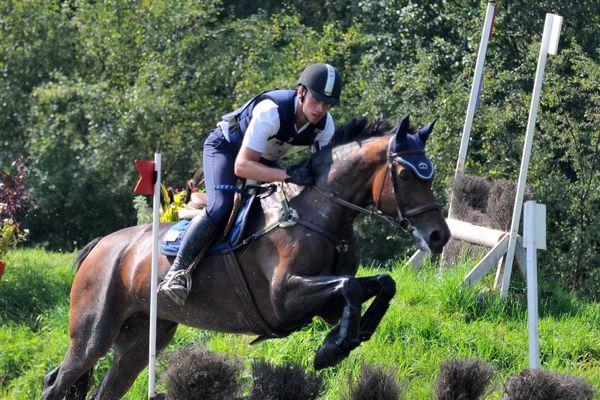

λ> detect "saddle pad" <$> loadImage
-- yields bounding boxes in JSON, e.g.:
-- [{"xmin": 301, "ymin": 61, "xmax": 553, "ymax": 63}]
[
  {"xmin": 161, "ymin": 195, "xmax": 257, "ymax": 256},
  {"xmin": 161, "ymin": 219, "xmax": 191, "ymax": 256}
]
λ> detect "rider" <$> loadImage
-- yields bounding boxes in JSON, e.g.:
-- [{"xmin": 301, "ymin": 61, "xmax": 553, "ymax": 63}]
[{"xmin": 158, "ymin": 62, "xmax": 343, "ymax": 305}]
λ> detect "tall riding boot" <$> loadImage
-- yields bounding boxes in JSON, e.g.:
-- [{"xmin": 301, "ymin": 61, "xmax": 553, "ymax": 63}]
[{"xmin": 157, "ymin": 209, "xmax": 217, "ymax": 305}]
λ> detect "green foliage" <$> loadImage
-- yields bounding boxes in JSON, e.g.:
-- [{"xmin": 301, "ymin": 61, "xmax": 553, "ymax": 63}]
[
  {"xmin": 0, "ymin": 218, "xmax": 28, "ymax": 260},
  {"xmin": 133, "ymin": 196, "xmax": 153, "ymax": 225},
  {"xmin": 0, "ymin": 249, "xmax": 74, "ymax": 324},
  {"xmin": 0, "ymin": 0, "xmax": 598, "ymax": 296},
  {"xmin": 1, "ymin": 250, "xmax": 598, "ymax": 398},
  {"xmin": 0, "ymin": 250, "xmax": 74, "ymax": 396}
]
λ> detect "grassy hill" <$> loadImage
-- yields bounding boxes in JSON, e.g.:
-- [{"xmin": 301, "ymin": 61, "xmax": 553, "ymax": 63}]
[{"xmin": 0, "ymin": 248, "xmax": 598, "ymax": 399}]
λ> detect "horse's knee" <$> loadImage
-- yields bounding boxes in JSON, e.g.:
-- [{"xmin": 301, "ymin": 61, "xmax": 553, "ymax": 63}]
[
  {"xmin": 376, "ymin": 274, "xmax": 396, "ymax": 299},
  {"xmin": 342, "ymin": 276, "xmax": 364, "ymax": 305}
]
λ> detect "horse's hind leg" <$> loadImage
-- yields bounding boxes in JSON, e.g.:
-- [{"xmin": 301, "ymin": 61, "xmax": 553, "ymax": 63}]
[
  {"xmin": 65, "ymin": 370, "xmax": 93, "ymax": 400},
  {"xmin": 92, "ymin": 313, "xmax": 177, "ymax": 399},
  {"xmin": 42, "ymin": 284, "xmax": 126, "ymax": 399},
  {"xmin": 42, "ymin": 336, "xmax": 113, "ymax": 400}
]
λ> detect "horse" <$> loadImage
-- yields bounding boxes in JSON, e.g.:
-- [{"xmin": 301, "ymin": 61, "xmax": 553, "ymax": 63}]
[{"xmin": 42, "ymin": 114, "xmax": 451, "ymax": 399}]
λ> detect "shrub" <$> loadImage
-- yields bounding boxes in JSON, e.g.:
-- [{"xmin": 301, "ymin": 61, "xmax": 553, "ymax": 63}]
[
  {"xmin": 160, "ymin": 345, "xmax": 243, "ymax": 400},
  {"xmin": 502, "ymin": 368, "xmax": 596, "ymax": 400},
  {"xmin": 250, "ymin": 360, "xmax": 324, "ymax": 400},
  {"xmin": 345, "ymin": 363, "xmax": 404, "ymax": 400},
  {"xmin": 435, "ymin": 358, "xmax": 494, "ymax": 400}
]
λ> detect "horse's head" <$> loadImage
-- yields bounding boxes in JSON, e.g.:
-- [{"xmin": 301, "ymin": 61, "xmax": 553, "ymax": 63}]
[{"xmin": 371, "ymin": 115, "xmax": 450, "ymax": 253}]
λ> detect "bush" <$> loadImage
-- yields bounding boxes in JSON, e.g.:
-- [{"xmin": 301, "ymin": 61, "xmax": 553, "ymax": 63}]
[
  {"xmin": 161, "ymin": 345, "xmax": 243, "ymax": 400},
  {"xmin": 345, "ymin": 363, "xmax": 404, "ymax": 400},
  {"xmin": 250, "ymin": 360, "xmax": 324, "ymax": 400},
  {"xmin": 435, "ymin": 358, "xmax": 494, "ymax": 400},
  {"xmin": 502, "ymin": 368, "xmax": 596, "ymax": 400}
]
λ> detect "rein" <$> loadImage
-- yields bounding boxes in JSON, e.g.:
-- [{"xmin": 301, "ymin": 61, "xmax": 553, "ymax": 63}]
[
  {"xmin": 311, "ymin": 185, "xmax": 403, "ymax": 229},
  {"xmin": 312, "ymin": 137, "xmax": 441, "ymax": 232}
]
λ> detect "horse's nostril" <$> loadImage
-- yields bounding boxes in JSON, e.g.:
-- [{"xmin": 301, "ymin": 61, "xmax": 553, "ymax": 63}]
[
  {"xmin": 430, "ymin": 230, "xmax": 442, "ymax": 244},
  {"xmin": 429, "ymin": 229, "xmax": 450, "ymax": 252}
]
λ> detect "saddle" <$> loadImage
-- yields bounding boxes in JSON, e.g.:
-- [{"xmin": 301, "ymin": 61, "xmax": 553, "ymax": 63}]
[{"xmin": 161, "ymin": 183, "xmax": 281, "ymax": 257}]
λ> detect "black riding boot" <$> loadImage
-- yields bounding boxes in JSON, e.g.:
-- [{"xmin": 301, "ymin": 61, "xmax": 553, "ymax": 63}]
[{"xmin": 157, "ymin": 209, "xmax": 217, "ymax": 305}]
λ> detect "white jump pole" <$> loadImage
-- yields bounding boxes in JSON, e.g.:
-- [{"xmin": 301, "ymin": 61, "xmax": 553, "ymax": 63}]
[
  {"xmin": 500, "ymin": 14, "xmax": 562, "ymax": 298},
  {"xmin": 148, "ymin": 151, "xmax": 161, "ymax": 398},
  {"xmin": 524, "ymin": 200, "xmax": 546, "ymax": 369},
  {"xmin": 448, "ymin": 2, "xmax": 496, "ymax": 217},
  {"xmin": 410, "ymin": 3, "xmax": 496, "ymax": 268}
]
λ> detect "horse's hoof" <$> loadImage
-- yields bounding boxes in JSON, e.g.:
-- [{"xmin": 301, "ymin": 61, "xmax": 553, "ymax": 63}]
[{"xmin": 313, "ymin": 340, "xmax": 357, "ymax": 370}]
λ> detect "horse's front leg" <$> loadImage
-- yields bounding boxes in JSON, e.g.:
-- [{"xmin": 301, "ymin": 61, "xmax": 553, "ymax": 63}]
[
  {"xmin": 312, "ymin": 274, "xmax": 396, "ymax": 369},
  {"xmin": 272, "ymin": 274, "xmax": 364, "ymax": 370},
  {"xmin": 356, "ymin": 274, "xmax": 396, "ymax": 342}
]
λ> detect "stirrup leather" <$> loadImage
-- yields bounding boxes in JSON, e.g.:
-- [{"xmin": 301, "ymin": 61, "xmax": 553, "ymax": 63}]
[{"xmin": 157, "ymin": 269, "xmax": 192, "ymax": 306}]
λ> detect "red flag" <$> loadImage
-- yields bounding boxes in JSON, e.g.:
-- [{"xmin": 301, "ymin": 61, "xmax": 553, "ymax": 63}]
[{"xmin": 134, "ymin": 160, "xmax": 156, "ymax": 195}]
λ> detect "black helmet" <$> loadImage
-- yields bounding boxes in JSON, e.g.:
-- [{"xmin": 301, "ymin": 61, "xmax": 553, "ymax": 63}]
[{"xmin": 298, "ymin": 63, "xmax": 343, "ymax": 106}]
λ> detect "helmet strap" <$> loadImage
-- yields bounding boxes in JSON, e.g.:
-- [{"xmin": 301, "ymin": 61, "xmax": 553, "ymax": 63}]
[
  {"xmin": 295, "ymin": 87, "xmax": 309, "ymax": 127},
  {"xmin": 300, "ymin": 86, "xmax": 307, "ymax": 103}
]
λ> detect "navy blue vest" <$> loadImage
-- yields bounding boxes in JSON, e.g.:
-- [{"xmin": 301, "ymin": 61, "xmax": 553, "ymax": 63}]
[{"xmin": 221, "ymin": 89, "xmax": 327, "ymax": 150}]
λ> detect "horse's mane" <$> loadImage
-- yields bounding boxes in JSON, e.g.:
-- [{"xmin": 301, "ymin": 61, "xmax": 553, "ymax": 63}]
[{"xmin": 330, "ymin": 117, "xmax": 396, "ymax": 148}]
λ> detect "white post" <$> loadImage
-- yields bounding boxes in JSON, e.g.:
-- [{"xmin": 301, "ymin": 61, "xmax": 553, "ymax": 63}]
[
  {"xmin": 524, "ymin": 201, "xmax": 546, "ymax": 369},
  {"xmin": 454, "ymin": 2, "xmax": 496, "ymax": 173},
  {"xmin": 500, "ymin": 14, "xmax": 562, "ymax": 298},
  {"xmin": 413, "ymin": 3, "xmax": 496, "ymax": 269},
  {"xmin": 448, "ymin": 2, "xmax": 496, "ymax": 217},
  {"xmin": 148, "ymin": 152, "xmax": 161, "ymax": 398}
]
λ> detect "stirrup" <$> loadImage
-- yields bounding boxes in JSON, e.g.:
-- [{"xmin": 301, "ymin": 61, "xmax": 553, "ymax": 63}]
[{"xmin": 157, "ymin": 270, "xmax": 191, "ymax": 306}]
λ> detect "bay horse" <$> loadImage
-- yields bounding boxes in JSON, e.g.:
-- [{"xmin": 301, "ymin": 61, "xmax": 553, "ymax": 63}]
[{"xmin": 42, "ymin": 115, "xmax": 450, "ymax": 399}]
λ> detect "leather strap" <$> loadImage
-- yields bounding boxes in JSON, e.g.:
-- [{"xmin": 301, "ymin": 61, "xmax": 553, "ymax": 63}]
[{"xmin": 223, "ymin": 252, "xmax": 282, "ymax": 338}]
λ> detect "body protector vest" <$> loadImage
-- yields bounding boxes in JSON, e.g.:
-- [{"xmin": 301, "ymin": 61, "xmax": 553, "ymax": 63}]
[{"xmin": 220, "ymin": 89, "xmax": 327, "ymax": 151}]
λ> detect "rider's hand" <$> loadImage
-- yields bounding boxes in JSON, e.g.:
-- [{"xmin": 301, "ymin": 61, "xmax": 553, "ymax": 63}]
[{"xmin": 285, "ymin": 161, "xmax": 314, "ymax": 186}]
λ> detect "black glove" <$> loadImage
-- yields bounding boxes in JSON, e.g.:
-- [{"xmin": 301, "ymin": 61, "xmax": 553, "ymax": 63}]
[{"xmin": 285, "ymin": 161, "xmax": 314, "ymax": 186}]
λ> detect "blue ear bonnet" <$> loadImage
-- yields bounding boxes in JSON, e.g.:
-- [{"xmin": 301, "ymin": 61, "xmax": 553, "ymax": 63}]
[{"xmin": 393, "ymin": 127, "xmax": 435, "ymax": 181}]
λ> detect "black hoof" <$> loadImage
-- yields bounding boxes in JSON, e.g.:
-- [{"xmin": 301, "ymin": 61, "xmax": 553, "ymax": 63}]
[{"xmin": 313, "ymin": 340, "xmax": 358, "ymax": 370}]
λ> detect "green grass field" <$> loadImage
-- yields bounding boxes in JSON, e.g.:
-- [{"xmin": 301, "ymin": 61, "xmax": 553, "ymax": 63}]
[{"xmin": 0, "ymin": 249, "xmax": 598, "ymax": 399}]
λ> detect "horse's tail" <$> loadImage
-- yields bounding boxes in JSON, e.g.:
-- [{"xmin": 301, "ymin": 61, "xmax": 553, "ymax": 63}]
[{"xmin": 75, "ymin": 237, "xmax": 102, "ymax": 271}]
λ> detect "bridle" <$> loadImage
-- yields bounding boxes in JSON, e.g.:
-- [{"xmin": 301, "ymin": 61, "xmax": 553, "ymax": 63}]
[{"xmin": 312, "ymin": 137, "xmax": 441, "ymax": 232}]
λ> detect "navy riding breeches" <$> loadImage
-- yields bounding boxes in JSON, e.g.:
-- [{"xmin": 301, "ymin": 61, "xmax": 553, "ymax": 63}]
[{"xmin": 203, "ymin": 128, "xmax": 238, "ymax": 227}]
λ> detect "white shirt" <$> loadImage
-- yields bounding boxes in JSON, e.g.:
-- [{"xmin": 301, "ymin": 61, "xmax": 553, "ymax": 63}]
[{"xmin": 239, "ymin": 99, "xmax": 335, "ymax": 161}]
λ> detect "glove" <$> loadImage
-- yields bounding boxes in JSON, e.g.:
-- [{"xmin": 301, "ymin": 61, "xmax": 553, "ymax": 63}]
[{"xmin": 285, "ymin": 161, "xmax": 314, "ymax": 186}]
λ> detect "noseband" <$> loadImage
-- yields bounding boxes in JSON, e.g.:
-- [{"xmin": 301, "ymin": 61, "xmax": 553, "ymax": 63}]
[{"xmin": 311, "ymin": 137, "xmax": 441, "ymax": 232}]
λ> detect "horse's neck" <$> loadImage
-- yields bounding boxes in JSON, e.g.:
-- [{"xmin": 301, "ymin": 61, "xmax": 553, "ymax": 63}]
[
  {"xmin": 320, "ymin": 139, "xmax": 385, "ymax": 205},
  {"xmin": 302, "ymin": 140, "xmax": 384, "ymax": 233}
]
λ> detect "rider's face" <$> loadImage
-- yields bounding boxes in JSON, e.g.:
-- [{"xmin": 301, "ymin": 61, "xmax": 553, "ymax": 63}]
[{"xmin": 297, "ymin": 87, "xmax": 332, "ymax": 125}]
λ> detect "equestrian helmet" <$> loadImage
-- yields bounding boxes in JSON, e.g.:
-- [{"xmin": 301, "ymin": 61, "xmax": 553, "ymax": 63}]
[{"xmin": 298, "ymin": 63, "xmax": 343, "ymax": 106}]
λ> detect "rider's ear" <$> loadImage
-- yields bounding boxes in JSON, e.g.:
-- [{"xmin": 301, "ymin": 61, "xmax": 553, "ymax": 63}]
[
  {"xmin": 394, "ymin": 114, "xmax": 410, "ymax": 146},
  {"xmin": 418, "ymin": 118, "xmax": 437, "ymax": 143}
]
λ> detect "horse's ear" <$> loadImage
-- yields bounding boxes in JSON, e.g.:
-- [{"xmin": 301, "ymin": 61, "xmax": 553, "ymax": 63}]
[
  {"xmin": 395, "ymin": 114, "xmax": 410, "ymax": 143},
  {"xmin": 418, "ymin": 118, "xmax": 437, "ymax": 143}
]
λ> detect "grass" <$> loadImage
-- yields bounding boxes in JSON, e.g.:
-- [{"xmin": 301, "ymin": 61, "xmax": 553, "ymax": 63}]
[{"xmin": 0, "ymin": 248, "xmax": 598, "ymax": 399}]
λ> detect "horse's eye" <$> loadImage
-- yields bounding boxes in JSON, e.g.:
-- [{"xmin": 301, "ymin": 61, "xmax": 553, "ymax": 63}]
[{"xmin": 399, "ymin": 169, "xmax": 412, "ymax": 181}]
